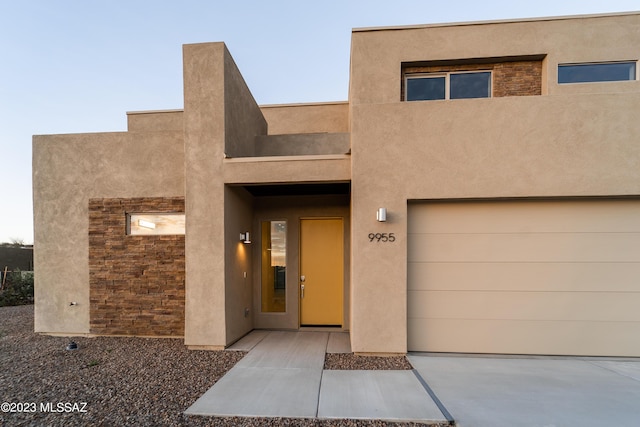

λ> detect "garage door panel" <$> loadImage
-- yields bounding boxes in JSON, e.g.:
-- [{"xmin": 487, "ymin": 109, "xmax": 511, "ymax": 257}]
[
  {"xmin": 409, "ymin": 233, "xmax": 640, "ymax": 263},
  {"xmin": 408, "ymin": 290, "xmax": 640, "ymax": 322},
  {"xmin": 407, "ymin": 200, "xmax": 640, "ymax": 356},
  {"xmin": 408, "ymin": 318, "xmax": 640, "ymax": 356},
  {"xmin": 408, "ymin": 200, "xmax": 640, "ymax": 234},
  {"xmin": 408, "ymin": 262, "xmax": 640, "ymax": 292}
]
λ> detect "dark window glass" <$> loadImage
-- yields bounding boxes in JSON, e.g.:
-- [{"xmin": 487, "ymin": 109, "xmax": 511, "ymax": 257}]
[
  {"xmin": 558, "ymin": 62, "xmax": 636, "ymax": 84},
  {"xmin": 406, "ymin": 76, "xmax": 446, "ymax": 101},
  {"xmin": 450, "ymin": 72, "xmax": 491, "ymax": 99}
]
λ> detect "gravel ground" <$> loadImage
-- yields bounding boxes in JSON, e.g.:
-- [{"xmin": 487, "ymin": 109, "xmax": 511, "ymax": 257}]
[
  {"xmin": 324, "ymin": 354, "xmax": 413, "ymax": 370},
  {"xmin": 0, "ymin": 305, "xmax": 448, "ymax": 427}
]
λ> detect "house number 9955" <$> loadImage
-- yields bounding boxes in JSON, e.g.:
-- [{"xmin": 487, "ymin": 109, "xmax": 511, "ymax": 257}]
[{"xmin": 368, "ymin": 233, "xmax": 396, "ymax": 242}]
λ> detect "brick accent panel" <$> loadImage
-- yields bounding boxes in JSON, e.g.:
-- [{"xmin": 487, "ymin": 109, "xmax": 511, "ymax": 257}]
[
  {"xmin": 89, "ymin": 197, "xmax": 185, "ymax": 336},
  {"xmin": 402, "ymin": 60, "xmax": 543, "ymax": 100}
]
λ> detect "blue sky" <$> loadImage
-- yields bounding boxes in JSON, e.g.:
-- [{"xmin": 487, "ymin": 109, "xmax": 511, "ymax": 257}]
[{"xmin": 1, "ymin": 1, "xmax": 638, "ymax": 244}]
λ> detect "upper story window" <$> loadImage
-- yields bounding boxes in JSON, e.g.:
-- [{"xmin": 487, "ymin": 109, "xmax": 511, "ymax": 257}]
[
  {"xmin": 558, "ymin": 61, "xmax": 637, "ymax": 84},
  {"xmin": 402, "ymin": 56, "xmax": 545, "ymax": 101},
  {"xmin": 406, "ymin": 71, "xmax": 491, "ymax": 101}
]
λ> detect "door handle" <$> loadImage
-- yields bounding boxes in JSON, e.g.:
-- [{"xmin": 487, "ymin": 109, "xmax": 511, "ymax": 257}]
[{"xmin": 301, "ymin": 284, "xmax": 305, "ymax": 299}]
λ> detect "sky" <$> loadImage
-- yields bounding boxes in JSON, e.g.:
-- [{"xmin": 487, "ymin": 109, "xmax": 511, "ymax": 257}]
[{"xmin": 1, "ymin": 1, "xmax": 638, "ymax": 244}]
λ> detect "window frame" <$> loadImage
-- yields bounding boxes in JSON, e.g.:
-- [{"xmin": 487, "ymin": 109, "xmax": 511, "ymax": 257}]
[
  {"xmin": 405, "ymin": 70, "xmax": 493, "ymax": 101},
  {"xmin": 557, "ymin": 60, "xmax": 638, "ymax": 84}
]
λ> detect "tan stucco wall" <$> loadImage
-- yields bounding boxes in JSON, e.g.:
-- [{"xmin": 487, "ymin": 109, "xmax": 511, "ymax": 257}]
[
  {"xmin": 350, "ymin": 13, "xmax": 640, "ymax": 105},
  {"xmin": 255, "ymin": 133, "xmax": 350, "ymax": 156},
  {"xmin": 223, "ymin": 52, "xmax": 268, "ymax": 158},
  {"xmin": 183, "ymin": 42, "xmax": 268, "ymax": 348},
  {"xmin": 261, "ymin": 102, "xmax": 349, "ymax": 135},
  {"xmin": 348, "ymin": 13, "xmax": 640, "ymax": 354},
  {"xmin": 224, "ymin": 186, "xmax": 254, "ymax": 344},
  {"xmin": 183, "ymin": 42, "xmax": 227, "ymax": 349},
  {"xmin": 33, "ymin": 131, "xmax": 184, "ymax": 334},
  {"xmin": 223, "ymin": 155, "xmax": 351, "ymax": 185},
  {"xmin": 127, "ymin": 110, "xmax": 184, "ymax": 132}
]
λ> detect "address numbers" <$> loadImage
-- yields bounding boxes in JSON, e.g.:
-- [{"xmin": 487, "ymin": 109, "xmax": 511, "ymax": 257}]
[{"xmin": 368, "ymin": 233, "xmax": 396, "ymax": 242}]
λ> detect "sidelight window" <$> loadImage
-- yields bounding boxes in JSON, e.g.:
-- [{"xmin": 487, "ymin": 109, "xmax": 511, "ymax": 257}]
[{"xmin": 261, "ymin": 220, "xmax": 287, "ymax": 313}]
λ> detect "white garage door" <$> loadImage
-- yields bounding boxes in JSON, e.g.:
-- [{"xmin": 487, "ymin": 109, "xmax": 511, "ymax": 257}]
[{"xmin": 407, "ymin": 199, "xmax": 640, "ymax": 356}]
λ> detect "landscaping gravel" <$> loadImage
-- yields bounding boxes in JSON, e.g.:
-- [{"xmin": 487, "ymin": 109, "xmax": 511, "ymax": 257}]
[
  {"xmin": 324, "ymin": 353, "xmax": 413, "ymax": 370},
  {"xmin": 0, "ymin": 305, "xmax": 447, "ymax": 426}
]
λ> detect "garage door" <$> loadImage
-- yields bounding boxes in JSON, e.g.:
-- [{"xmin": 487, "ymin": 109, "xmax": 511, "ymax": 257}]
[{"xmin": 407, "ymin": 199, "xmax": 640, "ymax": 356}]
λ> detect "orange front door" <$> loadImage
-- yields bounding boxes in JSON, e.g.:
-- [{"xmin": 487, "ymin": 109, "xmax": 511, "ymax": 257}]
[{"xmin": 299, "ymin": 219, "xmax": 343, "ymax": 326}]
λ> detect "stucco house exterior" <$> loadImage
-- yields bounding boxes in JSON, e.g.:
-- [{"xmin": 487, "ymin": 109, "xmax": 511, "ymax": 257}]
[{"xmin": 33, "ymin": 12, "xmax": 640, "ymax": 356}]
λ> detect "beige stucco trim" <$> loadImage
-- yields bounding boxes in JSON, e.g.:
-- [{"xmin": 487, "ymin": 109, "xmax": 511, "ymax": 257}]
[
  {"xmin": 353, "ymin": 11, "xmax": 640, "ymax": 33},
  {"xmin": 354, "ymin": 352, "xmax": 406, "ymax": 357},
  {"xmin": 223, "ymin": 156, "xmax": 351, "ymax": 185},
  {"xmin": 261, "ymin": 102, "xmax": 350, "ymax": 135},
  {"xmin": 224, "ymin": 154, "xmax": 349, "ymax": 163},
  {"xmin": 126, "ymin": 104, "xmax": 348, "ymax": 114},
  {"xmin": 187, "ymin": 345, "xmax": 226, "ymax": 351},
  {"xmin": 126, "ymin": 109, "xmax": 184, "ymax": 115},
  {"xmin": 126, "ymin": 110, "xmax": 184, "ymax": 132},
  {"xmin": 260, "ymin": 101, "xmax": 348, "ymax": 108},
  {"xmin": 38, "ymin": 332, "xmax": 92, "ymax": 338}
]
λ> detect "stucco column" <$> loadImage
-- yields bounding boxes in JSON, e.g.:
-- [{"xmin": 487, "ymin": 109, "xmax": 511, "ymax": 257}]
[
  {"xmin": 350, "ymin": 104, "xmax": 409, "ymax": 354},
  {"xmin": 350, "ymin": 183, "xmax": 409, "ymax": 354},
  {"xmin": 183, "ymin": 43, "xmax": 227, "ymax": 349}
]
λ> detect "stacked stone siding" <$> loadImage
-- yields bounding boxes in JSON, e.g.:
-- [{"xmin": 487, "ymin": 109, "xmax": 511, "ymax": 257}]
[
  {"xmin": 89, "ymin": 197, "xmax": 185, "ymax": 336},
  {"xmin": 402, "ymin": 59, "xmax": 543, "ymax": 99}
]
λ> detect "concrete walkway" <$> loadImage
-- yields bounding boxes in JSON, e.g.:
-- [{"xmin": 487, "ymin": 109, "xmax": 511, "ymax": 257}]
[
  {"xmin": 187, "ymin": 331, "xmax": 640, "ymax": 425},
  {"xmin": 186, "ymin": 331, "xmax": 448, "ymax": 423}
]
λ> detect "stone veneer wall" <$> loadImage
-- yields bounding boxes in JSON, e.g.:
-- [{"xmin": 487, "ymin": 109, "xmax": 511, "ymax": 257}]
[{"xmin": 89, "ymin": 197, "xmax": 185, "ymax": 336}]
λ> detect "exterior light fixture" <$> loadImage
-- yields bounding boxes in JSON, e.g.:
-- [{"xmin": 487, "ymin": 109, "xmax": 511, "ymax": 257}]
[
  {"xmin": 376, "ymin": 208, "xmax": 387, "ymax": 222},
  {"xmin": 240, "ymin": 232, "xmax": 251, "ymax": 244}
]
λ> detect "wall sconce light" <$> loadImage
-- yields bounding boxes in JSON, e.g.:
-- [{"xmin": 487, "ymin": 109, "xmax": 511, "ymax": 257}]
[
  {"xmin": 376, "ymin": 208, "xmax": 387, "ymax": 222},
  {"xmin": 240, "ymin": 232, "xmax": 251, "ymax": 244}
]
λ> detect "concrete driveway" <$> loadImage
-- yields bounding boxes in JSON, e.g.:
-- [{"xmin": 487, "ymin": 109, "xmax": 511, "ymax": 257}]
[
  {"xmin": 186, "ymin": 330, "xmax": 640, "ymax": 426},
  {"xmin": 409, "ymin": 354, "xmax": 640, "ymax": 427}
]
